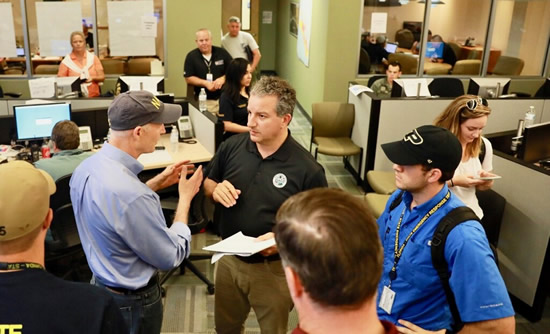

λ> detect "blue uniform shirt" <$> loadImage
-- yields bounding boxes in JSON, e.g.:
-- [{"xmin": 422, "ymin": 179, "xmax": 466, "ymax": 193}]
[
  {"xmin": 376, "ymin": 185, "xmax": 514, "ymax": 330},
  {"xmin": 70, "ymin": 143, "xmax": 191, "ymax": 290}
]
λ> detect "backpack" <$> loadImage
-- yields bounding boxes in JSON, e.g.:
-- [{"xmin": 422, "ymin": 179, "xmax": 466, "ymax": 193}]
[{"xmin": 388, "ymin": 191, "xmax": 496, "ymax": 333}]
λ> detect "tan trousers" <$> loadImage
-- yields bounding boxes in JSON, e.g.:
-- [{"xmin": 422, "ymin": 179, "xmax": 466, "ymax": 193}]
[{"xmin": 214, "ymin": 255, "xmax": 292, "ymax": 334}]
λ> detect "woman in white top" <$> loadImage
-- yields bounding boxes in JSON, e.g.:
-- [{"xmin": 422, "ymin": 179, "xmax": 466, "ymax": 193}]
[{"xmin": 434, "ymin": 95, "xmax": 497, "ymax": 219}]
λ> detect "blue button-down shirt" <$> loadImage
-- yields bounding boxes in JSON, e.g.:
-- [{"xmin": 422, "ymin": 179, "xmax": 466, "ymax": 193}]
[
  {"xmin": 70, "ymin": 143, "xmax": 191, "ymax": 290},
  {"xmin": 376, "ymin": 185, "xmax": 514, "ymax": 330}
]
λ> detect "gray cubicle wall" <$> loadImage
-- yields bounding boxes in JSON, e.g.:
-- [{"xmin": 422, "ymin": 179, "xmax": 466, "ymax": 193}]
[{"xmin": 492, "ymin": 155, "xmax": 550, "ymax": 320}]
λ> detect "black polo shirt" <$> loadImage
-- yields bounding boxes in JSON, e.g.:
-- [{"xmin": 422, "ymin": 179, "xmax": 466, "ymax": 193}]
[
  {"xmin": 220, "ymin": 92, "xmax": 248, "ymax": 140},
  {"xmin": 207, "ymin": 132, "xmax": 328, "ymax": 239},
  {"xmin": 183, "ymin": 46, "xmax": 232, "ymax": 100}
]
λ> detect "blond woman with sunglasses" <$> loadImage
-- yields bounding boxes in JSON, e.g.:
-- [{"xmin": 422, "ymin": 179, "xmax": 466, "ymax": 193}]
[{"xmin": 434, "ymin": 95, "xmax": 498, "ymax": 219}]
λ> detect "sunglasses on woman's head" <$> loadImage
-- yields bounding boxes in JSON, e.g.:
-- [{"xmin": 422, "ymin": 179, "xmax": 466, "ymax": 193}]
[{"xmin": 466, "ymin": 97, "xmax": 488, "ymax": 111}]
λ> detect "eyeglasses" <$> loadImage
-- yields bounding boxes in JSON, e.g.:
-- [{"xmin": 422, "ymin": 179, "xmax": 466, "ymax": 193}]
[{"xmin": 466, "ymin": 97, "xmax": 488, "ymax": 111}]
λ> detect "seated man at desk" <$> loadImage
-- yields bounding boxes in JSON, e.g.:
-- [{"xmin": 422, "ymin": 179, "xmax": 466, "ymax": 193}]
[
  {"xmin": 429, "ymin": 35, "xmax": 457, "ymax": 66},
  {"xmin": 371, "ymin": 61, "xmax": 402, "ymax": 98},
  {"xmin": 34, "ymin": 120, "xmax": 93, "ymax": 181},
  {"xmin": 184, "ymin": 28, "xmax": 232, "ymax": 115}
]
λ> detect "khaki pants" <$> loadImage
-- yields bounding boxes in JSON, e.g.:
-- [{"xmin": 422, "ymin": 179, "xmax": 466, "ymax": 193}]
[
  {"xmin": 206, "ymin": 99, "xmax": 220, "ymax": 117},
  {"xmin": 215, "ymin": 256, "xmax": 292, "ymax": 334}
]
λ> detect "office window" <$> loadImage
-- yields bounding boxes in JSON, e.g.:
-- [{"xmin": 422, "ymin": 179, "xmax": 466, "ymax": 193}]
[
  {"xmin": 490, "ymin": 0, "xmax": 550, "ymax": 76},
  {"xmin": 0, "ymin": 0, "xmax": 26, "ymax": 76},
  {"xmin": 426, "ymin": 0, "xmax": 491, "ymax": 76},
  {"xmin": 360, "ymin": 1, "xmax": 427, "ymax": 76}
]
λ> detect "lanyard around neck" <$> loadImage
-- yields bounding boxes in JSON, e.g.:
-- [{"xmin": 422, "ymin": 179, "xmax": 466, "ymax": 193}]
[
  {"xmin": 0, "ymin": 262, "xmax": 44, "ymax": 271},
  {"xmin": 203, "ymin": 57, "xmax": 212, "ymax": 73},
  {"xmin": 389, "ymin": 190, "xmax": 450, "ymax": 283}
]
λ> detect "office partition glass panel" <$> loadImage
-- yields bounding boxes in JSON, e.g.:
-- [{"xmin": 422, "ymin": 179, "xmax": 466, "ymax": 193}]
[
  {"xmin": 0, "ymin": 0, "xmax": 26, "ymax": 76},
  {"xmin": 360, "ymin": 1, "xmax": 426, "ymax": 76},
  {"xmin": 426, "ymin": 0, "xmax": 491, "ymax": 76},
  {"xmin": 490, "ymin": 0, "xmax": 550, "ymax": 76},
  {"xmin": 96, "ymin": 0, "xmax": 165, "ymax": 76}
]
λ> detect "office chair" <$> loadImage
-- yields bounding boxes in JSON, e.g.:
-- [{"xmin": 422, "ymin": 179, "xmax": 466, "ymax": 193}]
[
  {"xmin": 45, "ymin": 174, "xmax": 90, "ymax": 281},
  {"xmin": 364, "ymin": 193, "xmax": 390, "ymax": 219},
  {"xmin": 388, "ymin": 53, "xmax": 418, "ymax": 75},
  {"xmin": 310, "ymin": 102, "xmax": 362, "ymax": 184},
  {"xmin": 358, "ymin": 49, "xmax": 371, "ymax": 74},
  {"xmin": 452, "ymin": 59, "xmax": 481, "ymax": 75},
  {"xmin": 428, "ymin": 77, "xmax": 465, "ymax": 97},
  {"xmin": 35, "ymin": 64, "xmax": 59, "ymax": 75},
  {"xmin": 159, "ymin": 187, "xmax": 216, "ymax": 295},
  {"xmin": 492, "ymin": 56, "xmax": 524, "ymax": 76},
  {"xmin": 447, "ymin": 42, "xmax": 461, "ymax": 59},
  {"xmin": 101, "ymin": 58, "xmax": 127, "ymax": 75},
  {"xmin": 395, "ymin": 29, "xmax": 415, "ymax": 49},
  {"xmin": 366, "ymin": 170, "xmax": 396, "ymax": 195}
]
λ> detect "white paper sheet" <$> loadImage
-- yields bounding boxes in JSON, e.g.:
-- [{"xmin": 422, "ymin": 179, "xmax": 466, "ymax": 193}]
[
  {"xmin": 108, "ymin": 1, "xmax": 155, "ymax": 56},
  {"xmin": 203, "ymin": 232, "xmax": 276, "ymax": 263},
  {"xmin": 28, "ymin": 77, "xmax": 56, "ymax": 98},
  {"xmin": 137, "ymin": 149, "xmax": 173, "ymax": 166},
  {"xmin": 370, "ymin": 12, "xmax": 388, "ymax": 34},
  {"xmin": 0, "ymin": 3, "xmax": 17, "ymax": 57},
  {"xmin": 349, "ymin": 84, "xmax": 373, "ymax": 96},
  {"xmin": 36, "ymin": 2, "xmax": 82, "ymax": 56}
]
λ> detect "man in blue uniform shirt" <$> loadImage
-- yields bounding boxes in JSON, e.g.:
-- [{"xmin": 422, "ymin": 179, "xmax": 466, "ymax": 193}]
[
  {"xmin": 376, "ymin": 125, "xmax": 514, "ymax": 333},
  {"xmin": 70, "ymin": 91, "xmax": 203, "ymax": 334}
]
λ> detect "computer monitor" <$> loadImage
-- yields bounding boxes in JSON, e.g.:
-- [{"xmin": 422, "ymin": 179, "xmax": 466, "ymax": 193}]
[
  {"xmin": 425, "ymin": 42, "xmax": 444, "ymax": 58},
  {"xmin": 385, "ymin": 42, "xmax": 398, "ymax": 54},
  {"xmin": 467, "ymin": 78, "xmax": 510, "ymax": 98},
  {"xmin": 518, "ymin": 121, "xmax": 550, "ymax": 163},
  {"xmin": 55, "ymin": 77, "xmax": 81, "ymax": 97},
  {"xmin": 16, "ymin": 47, "xmax": 25, "ymax": 56},
  {"xmin": 14, "ymin": 103, "xmax": 71, "ymax": 141},
  {"xmin": 391, "ymin": 78, "xmax": 432, "ymax": 97}
]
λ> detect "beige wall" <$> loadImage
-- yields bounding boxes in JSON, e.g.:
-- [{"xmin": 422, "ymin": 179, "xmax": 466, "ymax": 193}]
[{"xmin": 165, "ymin": 0, "xmax": 222, "ymax": 97}]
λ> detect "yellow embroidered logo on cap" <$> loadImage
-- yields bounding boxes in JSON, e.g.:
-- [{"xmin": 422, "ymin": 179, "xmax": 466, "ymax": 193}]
[{"xmin": 151, "ymin": 96, "xmax": 161, "ymax": 110}]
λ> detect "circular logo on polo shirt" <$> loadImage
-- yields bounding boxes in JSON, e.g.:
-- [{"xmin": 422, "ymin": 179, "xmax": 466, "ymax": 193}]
[{"xmin": 272, "ymin": 173, "xmax": 287, "ymax": 188}]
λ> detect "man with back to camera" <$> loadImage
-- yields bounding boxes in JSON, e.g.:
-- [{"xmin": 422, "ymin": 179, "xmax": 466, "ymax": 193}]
[
  {"xmin": 204, "ymin": 76, "xmax": 328, "ymax": 334},
  {"xmin": 70, "ymin": 91, "xmax": 203, "ymax": 334},
  {"xmin": 376, "ymin": 125, "xmax": 515, "ymax": 333},
  {"xmin": 274, "ymin": 188, "xmax": 398, "ymax": 334},
  {"xmin": 184, "ymin": 28, "xmax": 232, "ymax": 115},
  {"xmin": 371, "ymin": 61, "xmax": 402, "ymax": 98},
  {"xmin": 0, "ymin": 161, "xmax": 127, "ymax": 334},
  {"xmin": 429, "ymin": 35, "xmax": 457, "ymax": 67},
  {"xmin": 34, "ymin": 120, "xmax": 93, "ymax": 181},
  {"xmin": 222, "ymin": 16, "xmax": 261, "ymax": 73}
]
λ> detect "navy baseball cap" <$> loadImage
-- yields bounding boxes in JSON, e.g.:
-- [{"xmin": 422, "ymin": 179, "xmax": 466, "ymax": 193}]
[
  {"xmin": 108, "ymin": 91, "xmax": 182, "ymax": 131},
  {"xmin": 381, "ymin": 125, "xmax": 462, "ymax": 173}
]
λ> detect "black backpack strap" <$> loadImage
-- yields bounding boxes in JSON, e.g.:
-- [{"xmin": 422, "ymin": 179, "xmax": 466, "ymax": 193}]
[
  {"xmin": 388, "ymin": 190, "xmax": 404, "ymax": 212},
  {"xmin": 479, "ymin": 137, "xmax": 486, "ymax": 165},
  {"xmin": 431, "ymin": 206, "xmax": 480, "ymax": 333}
]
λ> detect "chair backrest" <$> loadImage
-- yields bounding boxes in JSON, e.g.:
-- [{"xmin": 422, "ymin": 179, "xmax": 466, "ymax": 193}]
[
  {"xmin": 312, "ymin": 102, "xmax": 355, "ymax": 138},
  {"xmin": 47, "ymin": 174, "xmax": 81, "ymax": 251},
  {"xmin": 447, "ymin": 42, "xmax": 461, "ymax": 59},
  {"xmin": 126, "ymin": 57, "xmax": 155, "ymax": 75},
  {"xmin": 492, "ymin": 56, "xmax": 524, "ymax": 76},
  {"xmin": 358, "ymin": 48, "xmax": 371, "ymax": 74},
  {"xmin": 101, "ymin": 58, "xmax": 127, "ymax": 75},
  {"xmin": 428, "ymin": 77, "xmax": 465, "ymax": 97},
  {"xmin": 395, "ymin": 29, "xmax": 414, "ymax": 49},
  {"xmin": 35, "ymin": 64, "xmax": 59, "ymax": 75},
  {"xmin": 452, "ymin": 59, "xmax": 480, "ymax": 75},
  {"xmin": 388, "ymin": 53, "xmax": 418, "ymax": 74}
]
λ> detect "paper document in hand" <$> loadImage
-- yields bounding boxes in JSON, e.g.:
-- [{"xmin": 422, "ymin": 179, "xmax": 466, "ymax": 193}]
[{"xmin": 203, "ymin": 232, "xmax": 276, "ymax": 255}]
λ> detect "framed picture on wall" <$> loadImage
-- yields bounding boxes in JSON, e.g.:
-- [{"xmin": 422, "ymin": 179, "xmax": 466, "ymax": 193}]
[{"xmin": 290, "ymin": 2, "xmax": 299, "ymax": 37}]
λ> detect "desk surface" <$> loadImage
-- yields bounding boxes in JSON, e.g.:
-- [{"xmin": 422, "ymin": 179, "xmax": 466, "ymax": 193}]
[{"xmin": 138, "ymin": 134, "xmax": 212, "ymax": 170}]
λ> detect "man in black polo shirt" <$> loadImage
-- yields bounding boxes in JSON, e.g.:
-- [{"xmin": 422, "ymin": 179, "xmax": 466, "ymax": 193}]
[
  {"xmin": 184, "ymin": 28, "xmax": 232, "ymax": 115},
  {"xmin": 204, "ymin": 76, "xmax": 328, "ymax": 334}
]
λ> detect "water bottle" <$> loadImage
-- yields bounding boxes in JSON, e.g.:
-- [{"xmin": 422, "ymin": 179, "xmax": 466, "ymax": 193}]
[
  {"xmin": 199, "ymin": 88, "xmax": 207, "ymax": 112},
  {"xmin": 524, "ymin": 106, "xmax": 536, "ymax": 128},
  {"xmin": 170, "ymin": 125, "xmax": 179, "ymax": 152}
]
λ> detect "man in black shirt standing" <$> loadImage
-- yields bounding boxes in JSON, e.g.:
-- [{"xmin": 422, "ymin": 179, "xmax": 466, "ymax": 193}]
[
  {"xmin": 204, "ymin": 76, "xmax": 328, "ymax": 334},
  {"xmin": 0, "ymin": 161, "xmax": 126, "ymax": 334},
  {"xmin": 184, "ymin": 28, "xmax": 232, "ymax": 115}
]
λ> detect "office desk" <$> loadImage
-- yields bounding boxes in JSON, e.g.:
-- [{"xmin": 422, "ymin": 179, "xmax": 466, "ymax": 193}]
[
  {"xmin": 459, "ymin": 45, "xmax": 501, "ymax": 73},
  {"xmin": 138, "ymin": 134, "xmax": 212, "ymax": 170}
]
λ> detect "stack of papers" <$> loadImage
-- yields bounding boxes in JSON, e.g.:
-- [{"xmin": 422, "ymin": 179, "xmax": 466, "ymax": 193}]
[{"xmin": 202, "ymin": 232, "xmax": 276, "ymax": 263}]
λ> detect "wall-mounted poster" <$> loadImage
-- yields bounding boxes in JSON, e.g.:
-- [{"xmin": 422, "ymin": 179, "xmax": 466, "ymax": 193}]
[
  {"xmin": 290, "ymin": 2, "xmax": 299, "ymax": 37},
  {"xmin": 297, "ymin": 0, "xmax": 312, "ymax": 67}
]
